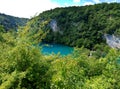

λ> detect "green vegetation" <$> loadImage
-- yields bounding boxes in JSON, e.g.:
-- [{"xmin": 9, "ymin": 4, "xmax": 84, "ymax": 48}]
[
  {"xmin": 0, "ymin": 15, "xmax": 120, "ymax": 89},
  {"xmin": 0, "ymin": 3, "xmax": 120, "ymax": 89},
  {"xmin": 0, "ymin": 13, "xmax": 28, "ymax": 31},
  {"xmin": 28, "ymin": 3, "xmax": 120, "ymax": 49}
]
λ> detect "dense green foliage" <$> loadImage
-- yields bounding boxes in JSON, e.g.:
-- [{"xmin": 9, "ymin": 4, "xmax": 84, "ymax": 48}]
[
  {"xmin": 28, "ymin": 3, "xmax": 120, "ymax": 49},
  {"xmin": 0, "ymin": 18, "xmax": 120, "ymax": 89},
  {"xmin": 0, "ymin": 3, "xmax": 120, "ymax": 89},
  {"xmin": 0, "ymin": 13, "xmax": 28, "ymax": 31}
]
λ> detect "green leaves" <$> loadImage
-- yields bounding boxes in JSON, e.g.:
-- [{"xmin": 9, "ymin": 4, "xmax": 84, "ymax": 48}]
[
  {"xmin": 0, "ymin": 29, "xmax": 120, "ymax": 89},
  {"xmin": 29, "ymin": 3, "xmax": 120, "ymax": 49},
  {"xmin": 0, "ymin": 3, "xmax": 120, "ymax": 88}
]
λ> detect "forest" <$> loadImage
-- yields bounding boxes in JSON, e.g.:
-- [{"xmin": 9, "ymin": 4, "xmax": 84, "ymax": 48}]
[
  {"xmin": 0, "ymin": 13, "xmax": 28, "ymax": 31},
  {"xmin": 29, "ymin": 3, "xmax": 120, "ymax": 49},
  {"xmin": 0, "ymin": 3, "xmax": 120, "ymax": 89}
]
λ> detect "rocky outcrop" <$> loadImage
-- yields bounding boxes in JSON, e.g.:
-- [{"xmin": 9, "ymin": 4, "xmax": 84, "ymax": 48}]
[
  {"xmin": 104, "ymin": 34, "xmax": 120, "ymax": 49},
  {"xmin": 50, "ymin": 19, "xmax": 63, "ymax": 34},
  {"xmin": 50, "ymin": 19, "xmax": 59, "ymax": 32}
]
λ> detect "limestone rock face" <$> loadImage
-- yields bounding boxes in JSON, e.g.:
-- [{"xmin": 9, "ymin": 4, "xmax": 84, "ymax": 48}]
[
  {"xmin": 104, "ymin": 34, "xmax": 120, "ymax": 49},
  {"xmin": 50, "ymin": 19, "xmax": 63, "ymax": 34},
  {"xmin": 50, "ymin": 19, "xmax": 59, "ymax": 32}
]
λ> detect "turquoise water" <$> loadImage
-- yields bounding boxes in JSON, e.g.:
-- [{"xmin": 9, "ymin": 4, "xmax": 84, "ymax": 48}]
[{"xmin": 40, "ymin": 43, "xmax": 74, "ymax": 55}]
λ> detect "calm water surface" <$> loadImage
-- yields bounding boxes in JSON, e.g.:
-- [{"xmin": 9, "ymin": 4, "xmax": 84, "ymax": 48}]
[{"xmin": 40, "ymin": 43, "xmax": 74, "ymax": 55}]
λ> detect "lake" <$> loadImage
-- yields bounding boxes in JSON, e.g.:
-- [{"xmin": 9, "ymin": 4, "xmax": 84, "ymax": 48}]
[{"xmin": 40, "ymin": 43, "xmax": 74, "ymax": 55}]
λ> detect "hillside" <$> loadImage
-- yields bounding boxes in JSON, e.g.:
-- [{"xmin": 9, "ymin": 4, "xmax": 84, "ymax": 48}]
[
  {"xmin": 28, "ymin": 3, "xmax": 120, "ymax": 49},
  {"xmin": 0, "ymin": 13, "xmax": 28, "ymax": 31},
  {"xmin": 0, "ymin": 3, "xmax": 120, "ymax": 89}
]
